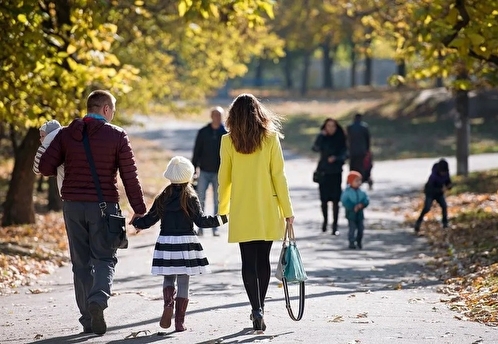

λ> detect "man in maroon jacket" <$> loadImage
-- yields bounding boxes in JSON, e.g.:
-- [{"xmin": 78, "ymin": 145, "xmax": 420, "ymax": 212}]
[{"xmin": 39, "ymin": 90, "xmax": 146, "ymax": 335}]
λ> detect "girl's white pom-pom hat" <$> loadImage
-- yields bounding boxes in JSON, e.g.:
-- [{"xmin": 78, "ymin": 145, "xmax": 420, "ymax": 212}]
[{"xmin": 163, "ymin": 156, "xmax": 195, "ymax": 184}]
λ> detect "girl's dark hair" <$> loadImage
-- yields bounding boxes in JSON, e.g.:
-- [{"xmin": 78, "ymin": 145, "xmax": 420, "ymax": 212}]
[
  {"xmin": 155, "ymin": 183, "xmax": 197, "ymax": 217},
  {"xmin": 226, "ymin": 93, "xmax": 283, "ymax": 154},
  {"xmin": 437, "ymin": 159, "xmax": 449, "ymax": 173},
  {"xmin": 320, "ymin": 117, "xmax": 345, "ymax": 137}
]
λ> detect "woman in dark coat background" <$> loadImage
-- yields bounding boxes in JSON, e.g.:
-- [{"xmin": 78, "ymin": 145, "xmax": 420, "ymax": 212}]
[{"xmin": 312, "ymin": 118, "xmax": 348, "ymax": 235}]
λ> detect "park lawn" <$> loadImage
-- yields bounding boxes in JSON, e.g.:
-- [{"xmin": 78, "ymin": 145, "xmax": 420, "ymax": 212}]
[
  {"xmin": 405, "ymin": 169, "xmax": 498, "ymax": 326},
  {"xmin": 279, "ymin": 91, "xmax": 498, "ymax": 161},
  {"xmin": 0, "ymin": 135, "xmax": 169, "ymax": 295},
  {"xmin": 448, "ymin": 169, "xmax": 498, "ymax": 195}
]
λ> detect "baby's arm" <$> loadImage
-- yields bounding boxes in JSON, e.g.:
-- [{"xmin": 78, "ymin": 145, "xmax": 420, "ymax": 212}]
[{"xmin": 33, "ymin": 145, "xmax": 46, "ymax": 175}]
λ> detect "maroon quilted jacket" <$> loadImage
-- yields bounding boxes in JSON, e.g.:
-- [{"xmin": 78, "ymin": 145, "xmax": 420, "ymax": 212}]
[{"xmin": 38, "ymin": 117, "xmax": 146, "ymax": 215}]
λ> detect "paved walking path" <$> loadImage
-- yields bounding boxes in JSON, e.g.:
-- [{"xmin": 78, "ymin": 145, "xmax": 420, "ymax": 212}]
[{"xmin": 2, "ymin": 117, "xmax": 498, "ymax": 343}]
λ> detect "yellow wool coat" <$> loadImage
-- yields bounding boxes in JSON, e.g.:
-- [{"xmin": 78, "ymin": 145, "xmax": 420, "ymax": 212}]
[{"xmin": 218, "ymin": 132, "xmax": 294, "ymax": 243}]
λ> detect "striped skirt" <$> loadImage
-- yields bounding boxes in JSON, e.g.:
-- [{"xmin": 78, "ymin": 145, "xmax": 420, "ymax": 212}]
[{"xmin": 151, "ymin": 235, "xmax": 211, "ymax": 276}]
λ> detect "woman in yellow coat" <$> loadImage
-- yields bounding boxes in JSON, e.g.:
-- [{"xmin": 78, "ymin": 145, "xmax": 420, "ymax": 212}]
[{"xmin": 218, "ymin": 93, "xmax": 294, "ymax": 332}]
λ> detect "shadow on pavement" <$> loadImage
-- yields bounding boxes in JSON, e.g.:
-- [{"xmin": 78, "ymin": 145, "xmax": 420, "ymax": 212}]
[
  {"xmin": 25, "ymin": 333, "xmax": 99, "ymax": 344},
  {"xmin": 195, "ymin": 328, "xmax": 294, "ymax": 344}
]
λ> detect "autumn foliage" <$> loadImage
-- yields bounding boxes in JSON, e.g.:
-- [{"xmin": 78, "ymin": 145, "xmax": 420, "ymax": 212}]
[
  {"xmin": 0, "ymin": 213, "xmax": 68, "ymax": 294},
  {"xmin": 406, "ymin": 173, "xmax": 498, "ymax": 327}
]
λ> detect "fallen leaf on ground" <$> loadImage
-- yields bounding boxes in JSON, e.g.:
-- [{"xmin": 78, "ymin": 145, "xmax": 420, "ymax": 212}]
[
  {"xmin": 125, "ymin": 330, "xmax": 150, "ymax": 339},
  {"xmin": 328, "ymin": 315, "xmax": 344, "ymax": 323},
  {"xmin": 404, "ymin": 187, "xmax": 498, "ymax": 327}
]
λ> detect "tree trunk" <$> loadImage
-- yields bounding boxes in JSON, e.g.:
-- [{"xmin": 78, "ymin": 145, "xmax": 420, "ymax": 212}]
[
  {"xmin": 364, "ymin": 54, "xmax": 372, "ymax": 86},
  {"xmin": 455, "ymin": 70, "xmax": 470, "ymax": 176},
  {"xmin": 435, "ymin": 50, "xmax": 444, "ymax": 87},
  {"xmin": 363, "ymin": 27, "xmax": 373, "ymax": 86},
  {"xmin": 2, "ymin": 128, "xmax": 40, "ymax": 226},
  {"xmin": 350, "ymin": 44, "xmax": 357, "ymax": 88},
  {"xmin": 283, "ymin": 49, "xmax": 294, "ymax": 89},
  {"xmin": 397, "ymin": 60, "xmax": 406, "ymax": 77},
  {"xmin": 47, "ymin": 177, "xmax": 62, "ymax": 211},
  {"xmin": 321, "ymin": 41, "xmax": 333, "ymax": 89},
  {"xmin": 254, "ymin": 58, "xmax": 264, "ymax": 87},
  {"xmin": 435, "ymin": 77, "xmax": 444, "ymax": 88},
  {"xmin": 300, "ymin": 50, "xmax": 311, "ymax": 96}
]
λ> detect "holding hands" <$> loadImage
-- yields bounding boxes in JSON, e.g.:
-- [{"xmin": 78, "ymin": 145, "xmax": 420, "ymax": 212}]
[{"xmin": 130, "ymin": 213, "xmax": 145, "ymax": 233}]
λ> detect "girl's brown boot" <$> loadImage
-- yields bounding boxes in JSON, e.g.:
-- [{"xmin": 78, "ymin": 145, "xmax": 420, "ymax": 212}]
[{"xmin": 160, "ymin": 287, "xmax": 176, "ymax": 328}]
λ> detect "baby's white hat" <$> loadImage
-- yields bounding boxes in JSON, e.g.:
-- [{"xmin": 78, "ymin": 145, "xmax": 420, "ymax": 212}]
[
  {"xmin": 163, "ymin": 156, "xmax": 195, "ymax": 184},
  {"xmin": 40, "ymin": 120, "xmax": 61, "ymax": 134}
]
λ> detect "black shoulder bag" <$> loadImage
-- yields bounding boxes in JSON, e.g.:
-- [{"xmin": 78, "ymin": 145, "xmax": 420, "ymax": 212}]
[{"xmin": 82, "ymin": 125, "xmax": 128, "ymax": 249}]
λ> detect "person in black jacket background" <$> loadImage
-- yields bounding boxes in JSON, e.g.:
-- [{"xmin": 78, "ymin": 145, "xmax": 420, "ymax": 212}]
[
  {"xmin": 414, "ymin": 158, "xmax": 453, "ymax": 233},
  {"xmin": 312, "ymin": 118, "xmax": 348, "ymax": 235},
  {"xmin": 347, "ymin": 113, "xmax": 373, "ymax": 189},
  {"xmin": 191, "ymin": 107, "xmax": 228, "ymax": 236}
]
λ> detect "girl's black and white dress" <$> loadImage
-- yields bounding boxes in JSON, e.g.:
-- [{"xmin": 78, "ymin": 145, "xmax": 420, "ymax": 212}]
[{"xmin": 133, "ymin": 186, "xmax": 227, "ymax": 275}]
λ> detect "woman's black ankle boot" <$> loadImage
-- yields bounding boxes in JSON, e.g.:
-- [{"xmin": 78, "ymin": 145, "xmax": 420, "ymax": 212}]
[{"xmin": 251, "ymin": 309, "xmax": 266, "ymax": 331}]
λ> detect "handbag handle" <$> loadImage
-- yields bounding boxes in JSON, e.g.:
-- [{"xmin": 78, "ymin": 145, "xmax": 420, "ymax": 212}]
[
  {"xmin": 281, "ymin": 222, "xmax": 305, "ymax": 321},
  {"xmin": 283, "ymin": 222, "xmax": 296, "ymax": 243},
  {"xmin": 283, "ymin": 273, "xmax": 305, "ymax": 321}
]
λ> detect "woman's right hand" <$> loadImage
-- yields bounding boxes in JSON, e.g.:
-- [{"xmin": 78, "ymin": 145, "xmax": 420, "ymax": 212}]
[{"xmin": 286, "ymin": 216, "xmax": 295, "ymax": 225}]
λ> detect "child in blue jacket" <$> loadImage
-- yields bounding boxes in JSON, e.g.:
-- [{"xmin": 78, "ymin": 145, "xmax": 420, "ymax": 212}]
[{"xmin": 341, "ymin": 171, "xmax": 370, "ymax": 249}]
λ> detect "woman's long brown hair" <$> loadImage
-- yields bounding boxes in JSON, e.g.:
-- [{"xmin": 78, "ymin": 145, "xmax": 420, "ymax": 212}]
[
  {"xmin": 154, "ymin": 183, "xmax": 197, "ymax": 217},
  {"xmin": 321, "ymin": 117, "xmax": 345, "ymax": 137},
  {"xmin": 226, "ymin": 93, "xmax": 283, "ymax": 154}
]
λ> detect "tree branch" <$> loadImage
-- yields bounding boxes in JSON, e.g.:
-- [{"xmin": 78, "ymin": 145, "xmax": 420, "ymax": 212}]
[
  {"xmin": 440, "ymin": 0, "xmax": 498, "ymax": 66},
  {"xmin": 468, "ymin": 50, "xmax": 498, "ymax": 66},
  {"xmin": 441, "ymin": 0, "xmax": 470, "ymax": 46}
]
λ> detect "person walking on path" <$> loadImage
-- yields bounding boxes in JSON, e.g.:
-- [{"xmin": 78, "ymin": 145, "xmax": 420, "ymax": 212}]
[
  {"xmin": 346, "ymin": 113, "xmax": 373, "ymax": 189},
  {"xmin": 33, "ymin": 120, "xmax": 64, "ymax": 196},
  {"xmin": 38, "ymin": 90, "xmax": 146, "ymax": 336},
  {"xmin": 312, "ymin": 118, "xmax": 347, "ymax": 235},
  {"xmin": 192, "ymin": 106, "xmax": 228, "ymax": 237},
  {"xmin": 218, "ymin": 93, "xmax": 294, "ymax": 333},
  {"xmin": 132, "ymin": 156, "xmax": 228, "ymax": 332},
  {"xmin": 340, "ymin": 171, "xmax": 370, "ymax": 249},
  {"xmin": 414, "ymin": 158, "xmax": 453, "ymax": 233}
]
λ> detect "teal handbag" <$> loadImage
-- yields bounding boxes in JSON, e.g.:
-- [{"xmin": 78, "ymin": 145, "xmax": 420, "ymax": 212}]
[
  {"xmin": 284, "ymin": 243, "xmax": 307, "ymax": 282},
  {"xmin": 275, "ymin": 223, "xmax": 306, "ymax": 321}
]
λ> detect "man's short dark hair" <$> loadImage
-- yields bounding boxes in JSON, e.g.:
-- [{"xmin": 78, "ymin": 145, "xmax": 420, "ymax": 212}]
[
  {"xmin": 354, "ymin": 113, "xmax": 363, "ymax": 121},
  {"xmin": 87, "ymin": 90, "xmax": 115, "ymax": 112}
]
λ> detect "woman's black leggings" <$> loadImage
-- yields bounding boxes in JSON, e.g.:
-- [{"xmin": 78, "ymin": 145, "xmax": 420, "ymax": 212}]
[
  {"xmin": 239, "ymin": 240, "xmax": 273, "ymax": 312},
  {"xmin": 321, "ymin": 200, "xmax": 339, "ymax": 226}
]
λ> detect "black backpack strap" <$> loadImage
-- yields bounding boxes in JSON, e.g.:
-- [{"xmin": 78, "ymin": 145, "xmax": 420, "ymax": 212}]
[{"xmin": 82, "ymin": 124, "xmax": 106, "ymax": 216}]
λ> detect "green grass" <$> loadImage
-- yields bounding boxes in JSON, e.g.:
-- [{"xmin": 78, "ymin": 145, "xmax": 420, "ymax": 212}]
[
  {"xmin": 448, "ymin": 169, "xmax": 498, "ymax": 195},
  {"xmin": 280, "ymin": 91, "xmax": 498, "ymax": 161}
]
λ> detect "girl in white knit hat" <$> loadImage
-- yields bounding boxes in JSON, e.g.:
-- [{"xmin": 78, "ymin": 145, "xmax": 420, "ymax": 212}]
[{"xmin": 132, "ymin": 156, "xmax": 227, "ymax": 332}]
